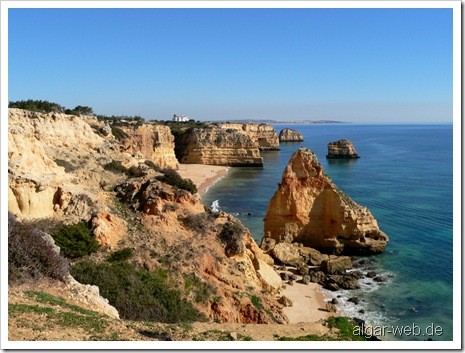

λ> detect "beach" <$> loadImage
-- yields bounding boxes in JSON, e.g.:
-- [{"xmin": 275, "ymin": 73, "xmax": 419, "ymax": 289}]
[
  {"xmin": 178, "ymin": 164, "xmax": 230, "ymax": 196},
  {"xmin": 281, "ymin": 282, "xmax": 335, "ymax": 323}
]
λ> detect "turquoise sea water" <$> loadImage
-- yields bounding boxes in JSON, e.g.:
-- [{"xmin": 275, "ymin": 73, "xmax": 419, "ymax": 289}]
[{"xmin": 203, "ymin": 124, "xmax": 453, "ymax": 341}]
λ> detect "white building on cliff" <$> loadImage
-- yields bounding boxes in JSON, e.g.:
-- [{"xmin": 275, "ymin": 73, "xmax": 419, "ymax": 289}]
[{"xmin": 172, "ymin": 114, "xmax": 189, "ymax": 122}]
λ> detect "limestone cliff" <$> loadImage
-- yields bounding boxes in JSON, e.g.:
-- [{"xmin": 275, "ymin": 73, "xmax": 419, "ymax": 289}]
[
  {"xmin": 326, "ymin": 139, "xmax": 360, "ymax": 159},
  {"xmin": 264, "ymin": 148, "xmax": 388, "ymax": 255},
  {"xmin": 116, "ymin": 124, "xmax": 179, "ymax": 169},
  {"xmin": 8, "ymin": 108, "xmax": 113, "ymax": 220},
  {"xmin": 176, "ymin": 126, "xmax": 263, "ymax": 166},
  {"xmin": 218, "ymin": 123, "xmax": 280, "ymax": 150},
  {"xmin": 279, "ymin": 128, "xmax": 304, "ymax": 142}
]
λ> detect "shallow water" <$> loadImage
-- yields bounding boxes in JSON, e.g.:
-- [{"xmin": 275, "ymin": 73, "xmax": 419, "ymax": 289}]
[{"xmin": 202, "ymin": 124, "xmax": 453, "ymax": 341}]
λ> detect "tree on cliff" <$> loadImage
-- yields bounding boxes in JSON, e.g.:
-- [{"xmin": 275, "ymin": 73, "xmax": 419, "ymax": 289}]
[{"xmin": 9, "ymin": 99, "xmax": 65, "ymax": 113}]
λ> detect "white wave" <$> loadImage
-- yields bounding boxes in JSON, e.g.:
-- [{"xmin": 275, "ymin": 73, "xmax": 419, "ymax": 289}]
[{"xmin": 211, "ymin": 200, "xmax": 220, "ymax": 212}]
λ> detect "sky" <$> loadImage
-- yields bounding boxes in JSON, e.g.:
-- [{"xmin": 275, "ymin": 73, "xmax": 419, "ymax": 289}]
[{"xmin": 8, "ymin": 8, "xmax": 453, "ymax": 123}]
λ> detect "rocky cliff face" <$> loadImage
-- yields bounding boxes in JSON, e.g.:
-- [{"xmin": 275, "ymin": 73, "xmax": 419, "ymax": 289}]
[
  {"xmin": 279, "ymin": 128, "xmax": 304, "ymax": 142},
  {"xmin": 264, "ymin": 148, "xmax": 388, "ymax": 255},
  {"xmin": 8, "ymin": 108, "xmax": 113, "ymax": 220},
  {"xmin": 218, "ymin": 123, "xmax": 280, "ymax": 150},
  {"xmin": 115, "ymin": 176, "xmax": 284, "ymax": 323},
  {"xmin": 176, "ymin": 126, "xmax": 263, "ymax": 166},
  {"xmin": 117, "ymin": 124, "xmax": 179, "ymax": 169},
  {"xmin": 326, "ymin": 139, "xmax": 360, "ymax": 159}
]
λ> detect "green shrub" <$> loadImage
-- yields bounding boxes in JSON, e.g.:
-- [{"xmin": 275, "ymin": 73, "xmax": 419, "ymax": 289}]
[
  {"xmin": 107, "ymin": 248, "xmax": 134, "ymax": 263},
  {"xmin": 110, "ymin": 126, "xmax": 129, "ymax": 141},
  {"xmin": 144, "ymin": 160, "xmax": 161, "ymax": 172},
  {"xmin": 250, "ymin": 295, "xmax": 263, "ymax": 310},
  {"xmin": 54, "ymin": 158, "xmax": 76, "ymax": 173},
  {"xmin": 218, "ymin": 221, "xmax": 245, "ymax": 256},
  {"xmin": 156, "ymin": 168, "xmax": 197, "ymax": 194},
  {"xmin": 327, "ymin": 316, "xmax": 367, "ymax": 341},
  {"xmin": 52, "ymin": 222, "xmax": 100, "ymax": 258},
  {"xmin": 8, "ymin": 213, "xmax": 69, "ymax": 283},
  {"xmin": 70, "ymin": 261, "xmax": 206, "ymax": 323},
  {"xmin": 103, "ymin": 160, "xmax": 128, "ymax": 174}
]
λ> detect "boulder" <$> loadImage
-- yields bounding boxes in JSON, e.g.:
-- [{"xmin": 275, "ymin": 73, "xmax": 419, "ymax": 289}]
[
  {"xmin": 299, "ymin": 247, "xmax": 329, "ymax": 266},
  {"xmin": 321, "ymin": 256, "xmax": 353, "ymax": 274},
  {"xmin": 271, "ymin": 242, "xmax": 303, "ymax": 265},
  {"xmin": 254, "ymin": 259, "xmax": 282, "ymax": 292},
  {"xmin": 301, "ymin": 275, "xmax": 311, "ymax": 285},
  {"xmin": 308, "ymin": 270, "xmax": 327, "ymax": 284},
  {"xmin": 278, "ymin": 295, "xmax": 293, "ymax": 307},
  {"xmin": 327, "ymin": 275, "xmax": 360, "ymax": 290}
]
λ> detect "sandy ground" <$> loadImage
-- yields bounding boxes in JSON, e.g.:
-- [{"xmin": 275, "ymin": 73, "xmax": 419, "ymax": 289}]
[
  {"xmin": 282, "ymin": 281, "xmax": 336, "ymax": 323},
  {"xmin": 178, "ymin": 164, "xmax": 230, "ymax": 195}
]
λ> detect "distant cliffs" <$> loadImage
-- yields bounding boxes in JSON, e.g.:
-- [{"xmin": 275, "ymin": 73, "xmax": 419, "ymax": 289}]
[
  {"xmin": 175, "ymin": 126, "xmax": 264, "ymax": 166},
  {"xmin": 264, "ymin": 148, "xmax": 388, "ymax": 255},
  {"xmin": 218, "ymin": 123, "xmax": 280, "ymax": 150}
]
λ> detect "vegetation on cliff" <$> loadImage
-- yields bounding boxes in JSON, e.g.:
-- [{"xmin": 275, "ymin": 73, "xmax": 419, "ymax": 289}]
[
  {"xmin": 9, "ymin": 99, "xmax": 93, "ymax": 116},
  {"xmin": 8, "ymin": 213, "xmax": 69, "ymax": 284}
]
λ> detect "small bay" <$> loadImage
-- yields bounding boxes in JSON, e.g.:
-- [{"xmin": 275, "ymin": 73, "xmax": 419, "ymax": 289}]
[{"xmin": 202, "ymin": 123, "xmax": 453, "ymax": 341}]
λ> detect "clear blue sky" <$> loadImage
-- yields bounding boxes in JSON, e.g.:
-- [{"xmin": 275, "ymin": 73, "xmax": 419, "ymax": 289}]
[{"xmin": 8, "ymin": 8, "xmax": 452, "ymax": 122}]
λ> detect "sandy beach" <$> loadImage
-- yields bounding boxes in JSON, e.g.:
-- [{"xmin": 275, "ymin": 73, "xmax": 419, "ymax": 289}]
[
  {"xmin": 282, "ymin": 281, "xmax": 335, "ymax": 323},
  {"xmin": 177, "ymin": 164, "xmax": 230, "ymax": 195}
]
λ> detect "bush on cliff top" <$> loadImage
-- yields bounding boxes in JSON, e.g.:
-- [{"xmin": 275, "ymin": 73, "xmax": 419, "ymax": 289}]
[
  {"xmin": 71, "ymin": 261, "xmax": 206, "ymax": 323},
  {"xmin": 9, "ymin": 99, "xmax": 65, "ymax": 113},
  {"xmin": 156, "ymin": 168, "xmax": 197, "ymax": 194},
  {"xmin": 52, "ymin": 222, "xmax": 100, "ymax": 259},
  {"xmin": 8, "ymin": 213, "xmax": 69, "ymax": 283}
]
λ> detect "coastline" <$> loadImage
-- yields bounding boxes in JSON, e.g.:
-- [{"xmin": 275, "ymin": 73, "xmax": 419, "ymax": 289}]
[
  {"xmin": 179, "ymin": 162, "xmax": 336, "ymax": 324},
  {"xmin": 177, "ymin": 164, "xmax": 230, "ymax": 196}
]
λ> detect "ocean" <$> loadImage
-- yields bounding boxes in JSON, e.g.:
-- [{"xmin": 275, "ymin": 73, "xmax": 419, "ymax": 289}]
[{"xmin": 202, "ymin": 124, "xmax": 453, "ymax": 341}]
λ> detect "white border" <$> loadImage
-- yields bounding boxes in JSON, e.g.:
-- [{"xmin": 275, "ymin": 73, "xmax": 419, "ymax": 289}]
[{"xmin": 1, "ymin": 1, "xmax": 461, "ymax": 350}]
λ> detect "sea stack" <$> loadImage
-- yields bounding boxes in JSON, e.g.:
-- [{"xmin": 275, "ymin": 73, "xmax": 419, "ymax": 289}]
[
  {"xmin": 326, "ymin": 139, "xmax": 360, "ymax": 159},
  {"xmin": 279, "ymin": 128, "xmax": 304, "ymax": 142},
  {"xmin": 263, "ymin": 148, "xmax": 388, "ymax": 255}
]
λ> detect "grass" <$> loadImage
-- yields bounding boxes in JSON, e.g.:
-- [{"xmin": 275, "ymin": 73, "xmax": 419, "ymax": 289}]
[
  {"xmin": 9, "ymin": 302, "xmax": 107, "ymax": 335},
  {"xmin": 192, "ymin": 330, "xmax": 254, "ymax": 341},
  {"xmin": 278, "ymin": 316, "xmax": 368, "ymax": 341},
  {"xmin": 24, "ymin": 291, "xmax": 98, "ymax": 316}
]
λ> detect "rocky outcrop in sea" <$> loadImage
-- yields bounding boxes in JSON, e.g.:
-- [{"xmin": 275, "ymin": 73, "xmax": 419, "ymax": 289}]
[
  {"xmin": 326, "ymin": 139, "xmax": 360, "ymax": 159},
  {"xmin": 279, "ymin": 128, "xmax": 304, "ymax": 142},
  {"xmin": 263, "ymin": 147, "xmax": 388, "ymax": 255}
]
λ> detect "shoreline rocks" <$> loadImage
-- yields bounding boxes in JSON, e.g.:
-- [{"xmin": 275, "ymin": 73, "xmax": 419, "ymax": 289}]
[
  {"xmin": 326, "ymin": 139, "xmax": 360, "ymax": 159},
  {"xmin": 279, "ymin": 128, "xmax": 304, "ymax": 142}
]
